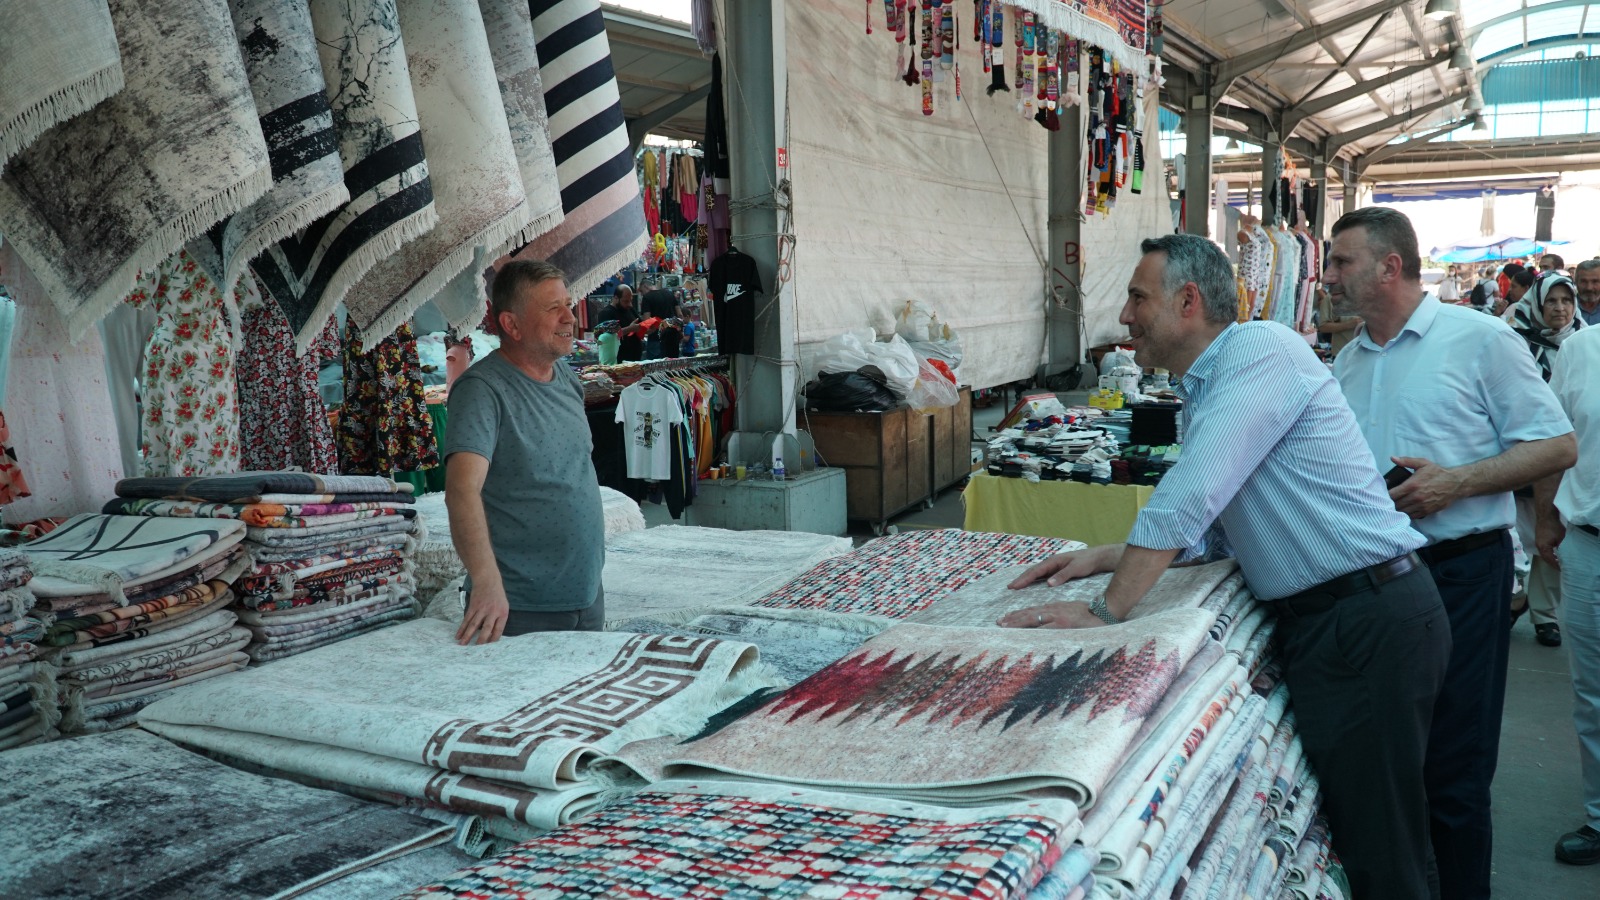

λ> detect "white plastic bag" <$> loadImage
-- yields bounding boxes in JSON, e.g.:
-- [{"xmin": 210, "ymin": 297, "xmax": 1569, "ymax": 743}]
[
  {"xmin": 895, "ymin": 300, "xmax": 939, "ymax": 342},
  {"xmin": 909, "ymin": 356, "xmax": 959, "ymax": 410},
  {"xmin": 1100, "ymin": 346, "xmax": 1137, "ymax": 376},
  {"xmin": 811, "ymin": 330, "xmax": 919, "ymax": 401}
]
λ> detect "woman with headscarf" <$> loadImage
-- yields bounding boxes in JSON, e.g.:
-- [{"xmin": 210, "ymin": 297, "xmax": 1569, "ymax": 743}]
[{"xmin": 1510, "ymin": 272, "xmax": 1584, "ymax": 646}]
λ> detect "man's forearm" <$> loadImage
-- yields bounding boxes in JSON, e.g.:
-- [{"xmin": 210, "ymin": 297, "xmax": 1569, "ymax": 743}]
[
  {"xmin": 446, "ymin": 492, "xmax": 503, "ymax": 592},
  {"xmin": 1455, "ymin": 433, "xmax": 1577, "ymax": 499},
  {"xmin": 1533, "ymin": 471, "xmax": 1564, "ymax": 524},
  {"xmin": 1104, "ymin": 544, "xmax": 1183, "ymax": 619}
]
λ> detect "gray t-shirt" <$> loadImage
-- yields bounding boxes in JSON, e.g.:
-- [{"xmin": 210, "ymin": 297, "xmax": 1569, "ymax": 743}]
[{"xmin": 444, "ymin": 352, "xmax": 604, "ymax": 611}]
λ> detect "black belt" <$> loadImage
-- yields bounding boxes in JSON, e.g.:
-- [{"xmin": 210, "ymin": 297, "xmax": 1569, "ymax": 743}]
[
  {"xmin": 1579, "ymin": 523, "xmax": 1599, "ymax": 538},
  {"xmin": 1416, "ymin": 528, "xmax": 1509, "ymax": 566},
  {"xmin": 1276, "ymin": 552, "xmax": 1423, "ymax": 619}
]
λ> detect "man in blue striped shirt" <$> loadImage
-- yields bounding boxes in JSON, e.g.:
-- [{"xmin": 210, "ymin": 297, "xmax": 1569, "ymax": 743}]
[
  {"xmin": 1002, "ymin": 234, "xmax": 1448, "ymax": 900},
  {"xmin": 1327, "ymin": 207, "xmax": 1575, "ymax": 900}
]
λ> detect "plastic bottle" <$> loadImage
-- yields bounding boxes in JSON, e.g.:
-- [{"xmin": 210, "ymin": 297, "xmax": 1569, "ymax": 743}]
[{"xmin": 772, "ymin": 456, "xmax": 786, "ymax": 482}]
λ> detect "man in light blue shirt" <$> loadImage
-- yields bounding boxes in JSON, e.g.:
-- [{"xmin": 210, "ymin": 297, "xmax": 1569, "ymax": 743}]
[
  {"xmin": 1327, "ymin": 206, "xmax": 1576, "ymax": 900},
  {"xmin": 1002, "ymin": 234, "xmax": 1447, "ymax": 900}
]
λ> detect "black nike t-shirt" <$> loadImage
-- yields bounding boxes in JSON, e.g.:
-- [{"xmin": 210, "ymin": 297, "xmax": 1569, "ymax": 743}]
[{"xmin": 708, "ymin": 251, "xmax": 762, "ymax": 355}]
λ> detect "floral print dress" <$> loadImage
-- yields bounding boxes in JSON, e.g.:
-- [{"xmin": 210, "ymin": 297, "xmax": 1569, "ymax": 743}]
[
  {"xmin": 236, "ymin": 284, "xmax": 340, "ymax": 474},
  {"xmin": 336, "ymin": 321, "xmax": 438, "ymax": 475},
  {"xmin": 127, "ymin": 250, "xmax": 241, "ymax": 477}
]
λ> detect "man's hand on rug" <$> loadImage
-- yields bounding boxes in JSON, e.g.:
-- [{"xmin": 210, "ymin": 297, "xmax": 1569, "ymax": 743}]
[
  {"xmin": 1008, "ymin": 546, "xmax": 1113, "ymax": 589},
  {"xmin": 458, "ymin": 585, "xmax": 510, "ymax": 645},
  {"xmin": 995, "ymin": 601, "xmax": 1103, "ymax": 629}
]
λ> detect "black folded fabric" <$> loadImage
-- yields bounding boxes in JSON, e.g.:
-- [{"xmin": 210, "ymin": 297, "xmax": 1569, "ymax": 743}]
[{"xmin": 112, "ymin": 472, "xmax": 413, "ymax": 504}]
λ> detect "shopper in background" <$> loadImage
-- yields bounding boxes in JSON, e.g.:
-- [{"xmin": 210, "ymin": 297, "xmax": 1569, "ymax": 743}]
[
  {"xmin": 1315, "ymin": 286, "xmax": 1362, "ymax": 355},
  {"xmin": 1439, "ymin": 265, "xmax": 1461, "ymax": 303},
  {"xmin": 1002, "ymin": 233, "xmax": 1444, "ymax": 900},
  {"xmin": 596, "ymin": 284, "xmax": 646, "ymax": 362},
  {"xmin": 1504, "ymin": 268, "xmax": 1537, "ymax": 320},
  {"xmin": 639, "ymin": 278, "xmax": 680, "ymax": 359},
  {"xmin": 1535, "ymin": 323, "xmax": 1600, "ymax": 865},
  {"xmin": 1541, "ymin": 253, "xmax": 1567, "ymax": 273},
  {"xmin": 445, "ymin": 260, "xmax": 606, "ymax": 643},
  {"xmin": 1497, "ymin": 263, "xmax": 1524, "ymax": 303},
  {"xmin": 1326, "ymin": 206, "xmax": 1577, "ymax": 900},
  {"xmin": 1573, "ymin": 259, "xmax": 1600, "ymax": 327}
]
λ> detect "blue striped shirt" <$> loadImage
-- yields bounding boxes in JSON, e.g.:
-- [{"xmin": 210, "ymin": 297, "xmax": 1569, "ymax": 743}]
[{"xmin": 1126, "ymin": 322, "xmax": 1427, "ymax": 600}]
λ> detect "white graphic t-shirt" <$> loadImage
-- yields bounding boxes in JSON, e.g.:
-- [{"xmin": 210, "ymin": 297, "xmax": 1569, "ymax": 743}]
[{"xmin": 616, "ymin": 382, "xmax": 685, "ymax": 480}]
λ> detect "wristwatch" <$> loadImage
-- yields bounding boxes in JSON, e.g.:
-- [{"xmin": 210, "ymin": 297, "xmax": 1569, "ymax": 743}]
[{"xmin": 1088, "ymin": 594, "xmax": 1124, "ymax": 625}]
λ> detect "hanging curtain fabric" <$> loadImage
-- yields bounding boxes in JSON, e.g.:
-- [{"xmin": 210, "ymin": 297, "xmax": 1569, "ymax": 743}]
[
  {"xmin": 0, "ymin": 241, "xmax": 122, "ymax": 522},
  {"xmin": 336, "ymin": 321, "xmax": 438, "ymax": 475},
  {"xmin": 236, "ymin": 288, "xmax": 339, "ymax": 474},
  {"xmin": 1481, "ymin": 189, "xmax": 1497, "ymax": 237},
  {"xmin": 127, "ymin": 249, "xmax": 243, "ymax": 478}
]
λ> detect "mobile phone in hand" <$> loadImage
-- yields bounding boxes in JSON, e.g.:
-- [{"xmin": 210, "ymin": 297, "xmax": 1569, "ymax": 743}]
[{"xmin": 1384, "ymin": 464, "xmax": 1413, "ymax": 490}]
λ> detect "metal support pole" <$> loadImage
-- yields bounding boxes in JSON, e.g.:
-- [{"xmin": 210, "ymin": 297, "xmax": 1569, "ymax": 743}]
[
  {"xmin": 724, "ymin": 0, "xmax": 794, "ymax": 438},
  {"xmin": 1040, "ymin": 104, "xmax": 1084, "ymax": 384},
  {"xmin": 1183, "ymin": 98, "xmax": 1214, "ymax": 237}
]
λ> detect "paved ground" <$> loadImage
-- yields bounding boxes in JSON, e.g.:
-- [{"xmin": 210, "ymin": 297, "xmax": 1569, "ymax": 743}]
[{"xmin": 647, "ymin": 391, "xmax": 1600, "ymax": 896}]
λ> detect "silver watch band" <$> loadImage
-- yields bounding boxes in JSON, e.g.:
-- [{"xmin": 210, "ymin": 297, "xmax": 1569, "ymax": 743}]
[{"xmin": 1089, "ymin": 594, "xmax": 1123, "ymax": 625}]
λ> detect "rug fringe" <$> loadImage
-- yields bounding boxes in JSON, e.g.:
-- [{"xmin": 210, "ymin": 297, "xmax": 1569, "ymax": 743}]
[
  {"xmin": 357, "ymin": 199, "xmax": 535, "ymax": 351},
  {"xmin": 57, "ymin": 163, "xmax": 275, "ymax": 344},
  {"xmin": 510, "ymin": 204, "xmax": 565, "ymax": 253},
  {"xmin": 0, "ymin": 61, "xmax": 125, "ymax": 171},
  {"xmin": 555, "ymin": 230, "xmax": 651, "ymax": 303},
  {"xmin": 1011, "ymin": 1, "xmax": 1150, "ymax": 74},
  {"xmin": 223, "ymin": 181, "xmax": 353, "ymax": 299},
  {"xmin": 29, "ymin": 560, "xmax": 127, "ymax": 604},
  {"xmin": 291, "ymin": 201, "xmax": 441, "ymax": 356}
]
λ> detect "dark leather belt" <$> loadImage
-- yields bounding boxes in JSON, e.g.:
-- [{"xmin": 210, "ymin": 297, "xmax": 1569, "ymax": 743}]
[
  {"xmin": 1579, "ymin": 523, "xmax": 1600, "ymax": 538},
  {"xmin": 1416, "ymin": 528, "xmax": 1509, "ymax": 566},
  {"xmin": 1276, "ymin": 552, "xmax": 1423, "ymax": 619}
]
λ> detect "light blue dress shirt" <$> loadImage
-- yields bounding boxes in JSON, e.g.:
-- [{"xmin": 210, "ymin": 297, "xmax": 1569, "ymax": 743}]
[
  {"xmin": 1334, "ymin": 296, "xmax": 1573, "ymax": 543},
  {"xmin": 1127, "ymin": 321, "xmax": 1426, "ymax": 600}
]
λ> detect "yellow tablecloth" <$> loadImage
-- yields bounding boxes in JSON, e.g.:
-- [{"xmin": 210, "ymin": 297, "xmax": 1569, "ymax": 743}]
[{"xmin": 962, "ymin": 472, "xmax": 1154, "ymax": 546}]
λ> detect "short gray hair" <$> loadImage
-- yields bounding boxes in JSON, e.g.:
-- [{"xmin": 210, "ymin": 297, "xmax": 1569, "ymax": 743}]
[
  {"xmin": 1139, "ymin": 234, "xmax": 1238, "ymax": 325},
  {"xmin": 490, "ymin": 259, "xmax": 565, "ymax": 322},
  {"xmin": 1331, "ymin": 207, "xmax": 1422, "ymax": 280},
  {"xmin": 1575, "ymin": 258, "xmax": 1600, "ymax": 276}
]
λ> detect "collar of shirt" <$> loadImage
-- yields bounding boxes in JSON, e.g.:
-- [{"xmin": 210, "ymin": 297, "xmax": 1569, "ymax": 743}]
[
  {"xmin": 1352, "ymin": 294, "xmax": 1437, "ymax": 352},
  {"xmin": 1177, "ymin": 323, "xmax": 1238, "ymax": 402}
]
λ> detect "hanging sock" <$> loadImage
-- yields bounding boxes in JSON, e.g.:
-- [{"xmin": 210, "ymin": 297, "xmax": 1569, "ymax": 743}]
[
  {"xmin": 940, "ymin": 2, "xmax": 954, "ymax": 80},
  {"xmin": 930, "ymin": 0, "xmax": 944, "ymax": 83},
  {"xmin": 986, "ymin": 2, "xmax": 1007, "ymax": 94},
  {"xmin": 921, "ymin": 0, "xmax": 934, "ymax": 113},
  {"xmin": 895, "ymin": 0, "xmax": 909, "ymax": 77}
]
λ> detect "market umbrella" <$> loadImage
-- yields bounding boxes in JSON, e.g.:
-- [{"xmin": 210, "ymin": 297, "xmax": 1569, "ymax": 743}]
[{"xmin": 1430, "ymin": 235, "xmax": 1570, "ymax": 264}]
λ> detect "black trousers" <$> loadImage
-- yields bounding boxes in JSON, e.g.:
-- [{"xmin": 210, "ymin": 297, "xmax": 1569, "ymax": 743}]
[
  {"xmin": 1420, "ymin": 534, "xmax": 1514, "ymax": 900},
  {"xmin": 1275, "ymin": 565, "xmax": 1450, "ymax": 900},
  {"xmin": 499, "ymin": 588, "xmax": 606, "ymax": 635}
]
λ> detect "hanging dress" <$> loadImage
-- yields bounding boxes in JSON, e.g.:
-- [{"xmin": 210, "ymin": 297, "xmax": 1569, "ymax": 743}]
[
  {"xmin": 336, "ymin": 321, "xmax": 439, "ymax": 475},
  {"xmin": 236, "ymin": 281, "xmax": 340, "ymax": 474},
  {"xmin": 127, "ymin": 250, "xmax": 242, "ymax": 477}
]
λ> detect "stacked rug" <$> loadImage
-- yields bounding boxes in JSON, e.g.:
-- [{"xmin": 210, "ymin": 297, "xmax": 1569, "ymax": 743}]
[
  {"xmin": 0, "ymin": 729, "xmax": 455, "ymax": 898},
  {"xmin": 411, "ymin": 486, "xmax": 644, "ymax": 610},
  {"xmin": 395, "ymin": 780, "xmax": 1079, "ymax": 899},
  {"xmin": 139, "ymin": 618, "xmax": 783, "ymax": 833},
  {"xmin": 0, "ymin": 549, "xmax": 57, "ymax": 750},
  {"xmin": 20, "ymin": 514, "xmax": 250, "ymax": 735},
  {"xmin": 753, "ymin": 528, "xmax": 1089, "ymax": 618},
  {"xmin": 105, "ymin": 472, "xmax": 421, "ymax": 664}
]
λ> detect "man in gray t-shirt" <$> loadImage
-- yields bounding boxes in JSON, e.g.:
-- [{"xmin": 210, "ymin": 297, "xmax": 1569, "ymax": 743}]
[{"xmin": 444, "ymin": 259, "xmax": 605, "ymax": 644}]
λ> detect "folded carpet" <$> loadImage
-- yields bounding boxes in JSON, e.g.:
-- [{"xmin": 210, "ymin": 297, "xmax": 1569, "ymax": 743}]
[
  {"xmin": 0, "ymin": 0, "xmax": 124, "ymax": 171},
  {"xmin": 753, "ymin": 528, "xmax": 1088, "ymax": 618},
  {"xmin": 20, "ymin": 514, "xmax": 246, "ymax": 602},
  {"xmin": 668, "ymin": 611, "xmax": 1216, "ymax": 808},
  {"xmin": 395, "ymin": 781, "xmax": 1078, "ymax": 900},
  {"xmin": 602, "ymin": 526, "xmax": 854, "ymax": 626},
  {"xmin": 0, "ymin": 728, "xmax": 453, "ymax": 897},
  {"xmin": 0, "ymin": 0, "xmax": 270, "ymax": 342},
  {"xmin": 906, "ymin": 559, "xmax": 1240, "ymax": 628},
  {"xmin": 113, "ymin": 472, "xmax": 407, "ymax": 503}
]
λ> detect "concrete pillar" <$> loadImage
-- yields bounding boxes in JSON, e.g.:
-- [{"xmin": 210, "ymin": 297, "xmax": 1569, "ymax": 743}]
[
  {"xmin": 724, "ymin": 0, "xmax": 794, "ymax": 437},
  {"xmin": 1041, "ymin": 104, "xmax": 1084, "ymax": 382},
  {"xmin": 1183, "ymin": 99, "xmax": 1213, "ymax": 237}
]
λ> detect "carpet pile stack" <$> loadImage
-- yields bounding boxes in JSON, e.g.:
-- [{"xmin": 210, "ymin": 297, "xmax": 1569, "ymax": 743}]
[
  {"xmin": 104, "ymin": 472, "xmax": 421, "ymax": 664},
  {"xmin": 18, "ymin": 514, "xmax": 249, "ymax": 736},
  {"xmin": 0, "ymin": 549, "xmax": 55, "ymax": 750}
]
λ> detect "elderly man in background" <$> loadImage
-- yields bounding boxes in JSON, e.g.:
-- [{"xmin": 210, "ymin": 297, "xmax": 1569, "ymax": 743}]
[
  {"xmin": 1573, "ymin": 259, "xmax": 1600, "ymax": 327},
  {"xmin": 445, "ymin": 260, "xmax": 606, "ymax": 643},
  {"xmin": 1326, "ymin": 206, "xmax": 1577, "ymax": 900},
  {"xmin": 1002, "ymin": 233, "xmax": 1445, "ymax": 900}
]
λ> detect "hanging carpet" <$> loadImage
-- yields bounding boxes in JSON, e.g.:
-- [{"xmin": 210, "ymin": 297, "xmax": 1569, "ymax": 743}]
[
  {"xmin": 752, "ymin": 529, "xmax": 1087, "ymax": 619},
  {"xmin": 905, "ymin": 558, "xmax": 1239, "ymax": 628},
  {"xmin": 394, "ymin": 781, "xmax": 1077, "ymax": 900},
  {"xmin": 0, "ymin": 0, "xmax": 124, "ymax": 172},
  {"xmin": 0, "ymin": 729, "xmax": 453, "ymax": 898},
  {"xmin": 667, "ymin": 611, "xmax": 1217, "ymax": 809},
  {"xmin": 511, "ymin": 0, "xmax": 649, "ymax": 298},
  {"xmin": 197, "ymin": 0, "xmax": 351, "ymax": 294},
  {"xmin": 250, "ymin": 0, "xmax": 438, "ymax": 355},
  {"xmin": 0, "ymin": 0, "xmax": 271, "ymax": 342},
  {"xmin": 339, "ymin": 0, "xmax": 532, "ymax": 350}
]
